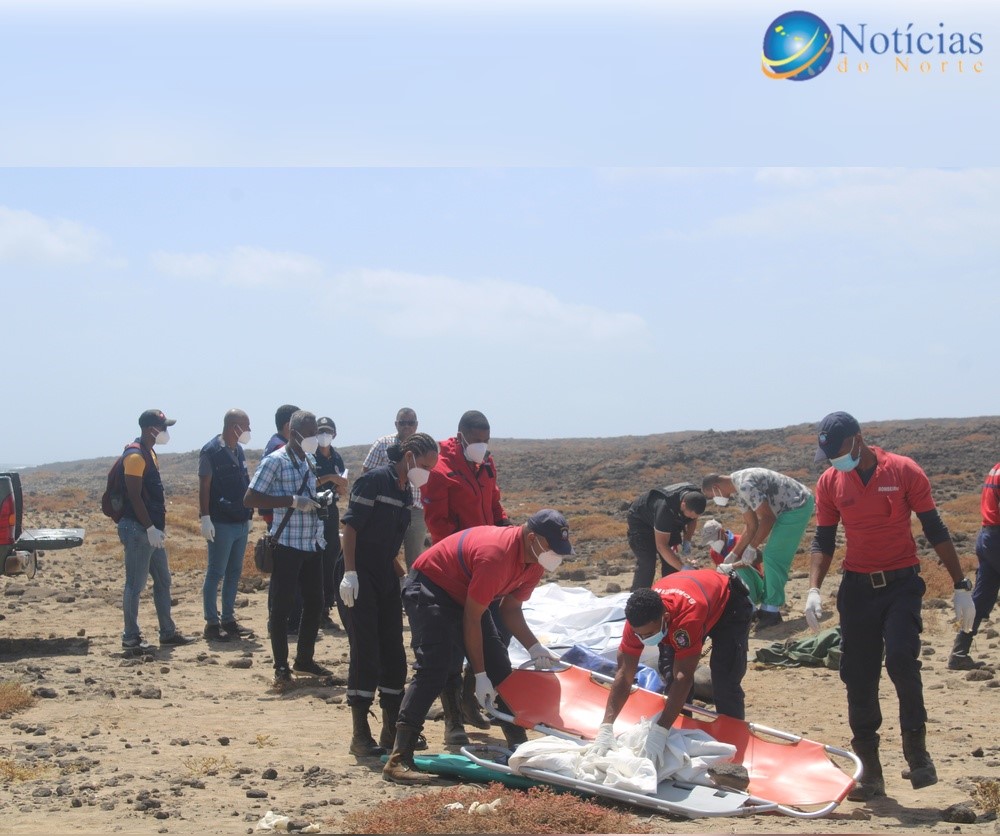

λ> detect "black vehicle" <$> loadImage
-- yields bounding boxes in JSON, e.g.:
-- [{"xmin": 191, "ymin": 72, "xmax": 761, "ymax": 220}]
[{"xmin": 1, "ymin": 471, "xmax": 84, "ymax": 579}]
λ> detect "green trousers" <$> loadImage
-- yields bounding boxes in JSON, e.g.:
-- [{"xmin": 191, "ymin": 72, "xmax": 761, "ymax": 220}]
[{"xmin": 762, "ymin": 496, "xmax": 814, "ymax": 609}]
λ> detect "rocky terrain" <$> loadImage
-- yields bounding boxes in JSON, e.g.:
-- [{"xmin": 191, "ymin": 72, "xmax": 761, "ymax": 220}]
[{"xmin": 2, "ymin": 416, "xmax": 1000, "ymax": 834}]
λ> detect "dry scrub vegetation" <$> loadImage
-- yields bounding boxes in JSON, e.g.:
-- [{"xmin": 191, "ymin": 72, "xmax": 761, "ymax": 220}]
[
  {"xmin": 0, "ymin": 681, "xmax": 36, "ymax": 714},
  {"xmin": 340, "ymin": 783, "xmax": 653, "ymax": 834}
]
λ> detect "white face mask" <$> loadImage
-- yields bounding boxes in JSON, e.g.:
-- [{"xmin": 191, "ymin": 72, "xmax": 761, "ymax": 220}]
[
  {"xmin": 712, "ymin": 493, "xmax": 730, "ymax": 507},
  {"xmin": 317, "ymin": 432, "xmax": 334, "ymax": 448},
  {"xmin": 237, "ymin": 429, "xmax": 252, "ymax": 445},
  {"xmin": 463, "ymin": 438, "xmax": 489, "ymax": 464},
  {"xmin": 153, "ymin": 428, "xmax": 170, "ymax": 445},
  {"xmin": 406, "ymin": 455, "xmax": 431, "ymax": 488},
  {"xmin": 299, "ymin": 435, "xmax": 319, "ymax": 455},
  {"xmin": 709, "ymin": 539, "xmax": 725, "ymax": 553},
  {"xmin": 532, "ymin": 537, "xmax": 563, "ymax": 572}
]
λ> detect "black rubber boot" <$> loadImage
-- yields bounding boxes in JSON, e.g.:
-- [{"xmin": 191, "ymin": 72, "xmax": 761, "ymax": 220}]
[
  {"xmin": 377, "ymin": 692, "xmax": 402, "ymax": 750},
  {"xmin": 461, "ymin": 667, "xmax": 491, "ymax": 729},
  {"xmin": 500, "ymin": 720, "xmax": 528, "ymax": 750},
  {"xmin": 901, "ymin": 726, "xmax": 938, "ymax": 789},
  {"xmin": 440, "ymin": 680, "xmax": 471, "ymax": 745},
  {"xmin": 382, "ymin": 724, "xmax": 435, "ymax": 785},
  {"xmin": 349, "ymin": 701, "xmax": 387, "ymax": 758},
  {"xmin": 948, "ymin": 631, "xmax": 981, "ymax": 671},
  {"xmin": 847, "ymin": 735, "xmax": 886, "ymax": 802}
]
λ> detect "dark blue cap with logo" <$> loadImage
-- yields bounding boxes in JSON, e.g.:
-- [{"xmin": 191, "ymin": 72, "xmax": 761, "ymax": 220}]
[
  {"xmin": 526, "ymin": 509, "xmax": 574, "ymax": 556},
  {"xmin": 815, "ymin": 411, "xmax": 861, "ymax": 462}
]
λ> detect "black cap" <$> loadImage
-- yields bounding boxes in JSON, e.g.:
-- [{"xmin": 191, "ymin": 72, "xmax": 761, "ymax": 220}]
[
  {"xmin": 525, "ymin": 509, "xmax": 574, "ymax": 556},
  {"xmin": 815, "ymin": 411, "xmax": 861, "ymax": 461},
  {"xmin": 138, "ymin": 409, "xmax": 176, "ymax": 430},
  {"xmin": 316, "ymin": 416, "xmax": 337, "ymax": 433}
]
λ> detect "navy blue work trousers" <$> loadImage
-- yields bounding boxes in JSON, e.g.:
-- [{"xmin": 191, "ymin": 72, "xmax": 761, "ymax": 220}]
[
  {"xmin": 837, "ymin": 569, "xmax": 927, "ymax": 740},
  {"xmin": 973, "ymin": 526, "xmax": 1000, "ymax": 634}
]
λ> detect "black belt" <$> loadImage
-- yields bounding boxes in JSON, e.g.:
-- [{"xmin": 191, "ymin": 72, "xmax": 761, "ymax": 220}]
[{"xmin": 845, "ymin": 565, "xmax": 918, "ymax": 589}]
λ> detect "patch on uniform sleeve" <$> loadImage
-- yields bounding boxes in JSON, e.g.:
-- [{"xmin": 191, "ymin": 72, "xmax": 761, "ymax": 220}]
[{"xmin": 672, "ymin": 629, "xmax": 690, "ymax": 649}]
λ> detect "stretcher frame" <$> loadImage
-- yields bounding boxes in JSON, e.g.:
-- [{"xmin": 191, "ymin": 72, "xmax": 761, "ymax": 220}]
[{"xmin": 477, "ymin": 663, "xmax": 861, "ymax": 820}]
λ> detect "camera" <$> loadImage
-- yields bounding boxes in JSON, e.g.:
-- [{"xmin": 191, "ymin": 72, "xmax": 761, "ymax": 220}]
[{"xmin": 315, "ymin": 489, "xmax": 335, "ymax": 521}]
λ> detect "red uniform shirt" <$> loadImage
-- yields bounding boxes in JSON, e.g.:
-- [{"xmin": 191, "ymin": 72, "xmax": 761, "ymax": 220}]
[
  {"xmin": 422, "ymin": 436, "xmax": 508, "ymax": 544},
  {"xmin": 412, "ymin": 524, "xmax": 543, "ymax": 608},
  {"xmin": 981, "ymin": 463, "xmax": 1000, "ymax": 527},
  {"xmin": 620, "ymin": 569, "xmax": 732, "ymax": 661},
  {"xmin": 815, "ymin": 446, "xmax": 935, "ymax": 573}
]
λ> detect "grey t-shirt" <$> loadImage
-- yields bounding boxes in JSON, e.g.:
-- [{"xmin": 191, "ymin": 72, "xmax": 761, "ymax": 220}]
[{"xmin": 731, "ymin": 468, "xmax": 811, "ymax": 516}]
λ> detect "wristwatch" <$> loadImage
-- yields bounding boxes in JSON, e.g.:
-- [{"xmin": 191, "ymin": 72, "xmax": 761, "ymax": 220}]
[{"xmin": 954, "ymin": 578, "xmax": 973, "ymax": 591}]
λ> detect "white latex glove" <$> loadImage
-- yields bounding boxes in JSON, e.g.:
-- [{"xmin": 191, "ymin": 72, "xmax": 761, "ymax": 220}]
[
  {"xmin": 200, "ymin": 515, "xmax": 215, "ymax": 542},
  {"xmin": 593, "ymin": 723, "xmax": 615, "ymax": 757},
  {"xmin": 291, "ymin": 494, "xmax": 319, "ymax": 511},
  {"xmin": 804, "ymin": 587, "xmax": 823, "ymax": 633},
  {"xmin": 474, "ymin": 672, "xmax": 496, "ymax": 710},
  {"xmin": 146, "ymin": 526, "xmax": 165, "ymax": 549},
  {"xmin": 953, "ymin": 589, "xmax": 976, "ymax": 633},
  {"xmin": 716, "ymin": 562, "xmax": 737, "ymax": 576},
  {"xmin": 339, "ymin": 570, "xmax": 360, "ymax": 607},
  {"xmin": 527, "ymin": 642, "xmax": 559, "ymax": 670},
  {"xmin": 681, "ymin": 540, "xmax": 692, "ymax": 557},
  {"xmin": 643, "ymin": 724, "xmax": 671, "ymax": 772},
  {"xmin": 742, "ymin": 545, "xmax": 758, "ymax": 565}
]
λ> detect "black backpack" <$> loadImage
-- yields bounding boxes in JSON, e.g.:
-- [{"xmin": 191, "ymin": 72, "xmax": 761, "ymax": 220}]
[{"xmin": 100, "ymin": 442, "xmax": 141, "ymax": 522}]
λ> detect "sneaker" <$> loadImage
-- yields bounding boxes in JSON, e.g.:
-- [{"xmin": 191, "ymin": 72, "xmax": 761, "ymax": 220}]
[
  {"xmin": 292, "ymin": 659, "xmax": 332, "ymax": 677},
  {"xmin": 948, "ymin": 653, "xmax": 984, "ymax": 671},
  {"xmin": 160, "ymin": 632, "xmax": 194, "ymax": 647},
  {"xmin": 122, "ymin": 635, "xmax": 152, "ymax": 651},
  {"xmin": 221, "ymin": 620, "xmax": 253, "ymax": 638},
  {"xmin": 273, "ymin": 665, "xmax": 292, "ymax": 686},
  {"xmin": 754, "ymin": 610, "xmax": 783, "ymax": 630},
  {"xmin": 203, "ymin": 623, "xmax": 231, "ymax": 642}
]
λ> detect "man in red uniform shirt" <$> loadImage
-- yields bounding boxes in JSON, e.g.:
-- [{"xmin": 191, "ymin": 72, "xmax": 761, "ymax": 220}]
[
  {"xmin": 593, "ymin": 568, "xmax": 752, "ymax": 767},
  {"xmin": 422, "ymin": 409, "xmax": 512, "ymax": 736},
  {"xmin": 948, "ymin": 461, "xmax": 1000, "ymax": 670},
  {"xmin": 382, "ymin": 510, "xmax": 572, "ymax": 784},
  {"xmin": 805, "ymin": 412, "xmax": 975, "ymax": 801}
]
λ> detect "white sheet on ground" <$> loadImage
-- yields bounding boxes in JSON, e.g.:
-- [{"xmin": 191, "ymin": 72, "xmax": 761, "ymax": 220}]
[
  {"xmin": 508, "ymin": 582, "xmax": 660, "ymax": 668},
  {"xmin": 507, "ymin": 716, "xmax": 738, "ymax": 795}
]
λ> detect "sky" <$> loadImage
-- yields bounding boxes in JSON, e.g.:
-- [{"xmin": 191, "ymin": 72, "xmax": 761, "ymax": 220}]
[{"xmin": 1, "ymin": 0, "xmax": 997, "ymax": 466}]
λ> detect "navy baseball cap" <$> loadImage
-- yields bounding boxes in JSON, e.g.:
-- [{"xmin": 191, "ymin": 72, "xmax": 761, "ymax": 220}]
[
  {"xmin": 526, "ymin": 509, "xmax": 574, "ymax": 556},
  {"xmin": 815, "ymin": 411, "xmax": 861, "ymax": 462},
  {"xmin": 316, "ymin": 416, "xmax": 337, "ymax": 434},
  {"xmin": 138, "ymin": 409, "xmax": 176, "ymax": 430}
]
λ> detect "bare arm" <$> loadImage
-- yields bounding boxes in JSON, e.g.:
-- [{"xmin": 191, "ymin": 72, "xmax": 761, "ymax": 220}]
[
  {"xmin": 750, "ymin": 502, "xmax": 776, "ymax": 547},
  {"xmin": 654, "ymin": 529, "xmax": 682, "ymax": 571},
  {"xmin": 498, "ymin": 596, "xmax": 539, "ymax": 653},
  {"xmin": 933, "ymin": 539, "xmax": 967, "ymax": 585},
  {"xmin": 124, "ymin": 474, "xmax": 152, "ymax": 529},
  {"xmin": 734, "ymin": 509, "xmax": 759, "ymax": 559},
  {"xmin": 244, "ymin": 488, "xmax": 293, "ymax": 511},
  {"xmin": 342, "ymin": 524, "xmax": 358, "ymax": 573},
  {"xmin": 656, "ymin": 654, "xmax": 699, "ymax": 730},
  {"xmin": 463, "ymin": 598, "xmax": 489, "ymax": 674},
  {"xmin": 808, "ymin": 548, "xmax": 834, "ymax": 590},
  {"xmin": 198, "ymin": 474, "xmax": 212, "ymax": 517},
  {"xmin": 602, "ymin": 651, "xmax": 640, "ymax": 725}
]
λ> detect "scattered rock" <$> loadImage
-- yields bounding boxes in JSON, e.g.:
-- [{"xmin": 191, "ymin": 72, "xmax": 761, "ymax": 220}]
[
  {"xmin": 246, "ymin": 789, "xmax": 269, "ymax": 799},
  {"xmin": 65, "ymin": 666, "xmax": 81, "ymax": 674},
  {"xmin": 262, "ymin": 768, "xmax": 278, "ymax": 780},
  {"xmin": 227, "ymin": 658, "xmax": 253, "ymax": 669},
  {"xmin": 140, "ymin": 687, "xmax": 162, "ymax": 699},
  {"xmin": 973, "ymin": 747, "xmax": 985, "ymax": 757},
  {"xmin": 32, "ymin": 687, "xmax": 58, "ymax": 699},
  {"xmin": 56, "ymin": 595, "xmax": 76, "ymax": 603},
  {"xmin": 942, "ymin": 803, "xmax": 977, "ymax": 824},
  {"xmin": 31, "ymin": 787, "xmax": 53, "ymax": 797},
  {"xmin": 967, "ymin": 669, "xmax": 995, "ymax": 682},
  {"xmin": 605, "ymin": 582, "xmax": 622, "ymax": 594},
  {"xmin": 218, "ymin": 737, "xmax": 230, "ymax": 746}
]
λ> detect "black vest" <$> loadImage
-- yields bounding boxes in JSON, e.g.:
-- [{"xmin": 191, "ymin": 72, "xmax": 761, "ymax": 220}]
[
  {"xmin": 202, "ymin": 436, "xmax": 252, "ymax": 523},
  {"xmin": 122, "ymin": 441, "xmax": 166, "ymax": 530}
]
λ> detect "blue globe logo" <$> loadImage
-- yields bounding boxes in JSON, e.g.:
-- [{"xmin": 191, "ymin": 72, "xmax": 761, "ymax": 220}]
[{"xmin": 762, "ymin": 11, "xmax": 833, "ymax": 81}]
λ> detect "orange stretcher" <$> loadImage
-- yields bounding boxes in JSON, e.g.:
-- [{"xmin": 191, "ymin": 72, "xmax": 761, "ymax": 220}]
[{"xmin": 475, "ymin": 663, "xmax": 861, "ymax": 819}]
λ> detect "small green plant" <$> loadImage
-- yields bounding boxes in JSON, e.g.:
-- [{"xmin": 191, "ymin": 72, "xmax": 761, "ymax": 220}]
[
  {"xmin": 341, "ymin": 783, "xmax": 652, "ymax": 834},
  {"xmin": 974, "ymin": 779, "xmax": 1000, "ymax": 815}
]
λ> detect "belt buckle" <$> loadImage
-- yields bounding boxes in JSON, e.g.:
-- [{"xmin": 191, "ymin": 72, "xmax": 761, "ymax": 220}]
[{"xmin": 870, "ymin": 570, "xmax": 887, "ymax": 589}]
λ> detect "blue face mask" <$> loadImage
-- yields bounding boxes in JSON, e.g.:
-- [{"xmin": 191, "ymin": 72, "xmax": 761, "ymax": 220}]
[
  {"xmin": 639, "ymin": 622, "xmax": 666, "ymax": 647},
  {"xmin": 829, "ymin": 438, "xmax": 861, "ymax": 472}
]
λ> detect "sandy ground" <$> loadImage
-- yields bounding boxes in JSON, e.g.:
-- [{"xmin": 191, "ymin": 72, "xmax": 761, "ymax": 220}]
[{"xmin": 2, "ymin": 522, "xmax": 1000, "ymax": 835}]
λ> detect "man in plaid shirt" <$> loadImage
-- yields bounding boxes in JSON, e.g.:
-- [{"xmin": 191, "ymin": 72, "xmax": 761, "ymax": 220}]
[
  {"xmin": 363, "ymin": 407, "xmax": 427, "ymax": 571},
  {"xmin": 245, "ymin": 409, "xmax": 330, "ymax": 686}
]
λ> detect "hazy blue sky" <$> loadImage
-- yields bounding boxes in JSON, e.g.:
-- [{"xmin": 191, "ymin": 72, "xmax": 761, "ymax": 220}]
[{"xmin": 1, "ymin": 1, "xmax": 997, "ymax": 465}]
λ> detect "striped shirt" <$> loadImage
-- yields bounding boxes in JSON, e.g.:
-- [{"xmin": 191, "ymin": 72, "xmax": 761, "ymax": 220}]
[
  {"xmin": 363, "ymin": 432, "xmax": 423, "ymax": 506},
  {"xmin": 248, "ymin": 447, "xmax": 325, "ymax": 552}
]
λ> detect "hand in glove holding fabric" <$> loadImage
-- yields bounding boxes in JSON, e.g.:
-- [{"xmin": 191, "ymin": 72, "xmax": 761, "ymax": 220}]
[
  {"xmin": 527, "ymin": 642, "xmax": 559, "ymax": 670},
  {"xmin": 474, "ymin": 672, "xmax": 496, "ymax": 709},
  {"xmin": 592, "ymin": 723, "xmax": 616, "ymax": 757},
  {"xmin": 804, "ymin": 587, "xmax": 823, "ymax": 632},
  {"xmin": 291, "ymin": 494, "xmax": 319, "ymax": 511},
  {"xmin": 643, "ymin": 724, "xmax": 672, "ymax": 773},
  {"xmin": 740, "ymin": 545, "xmax": 757, "ymax": 566},
  {"xmin": 716, "ymin": 561, "xmax": 737, "ymax": 576},
  {"xmin": 339, "ymin": 570, "xmax": 360, "ymax": 607},
  {"xmin": 199, "ymin": 515, "xmax": 215, "ymax": 542},
  {"xmin": 953, "ymin": 588, "xmax": 976, "ymax": 632}
]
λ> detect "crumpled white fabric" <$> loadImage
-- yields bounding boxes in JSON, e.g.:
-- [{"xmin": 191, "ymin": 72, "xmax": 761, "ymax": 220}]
[
  {"xmin": 256, "ymin": 811, "xmax": 291, "ymax": 832},
  {"xmin": 507, "ymin": 716, "xmax": 738, "ymax": 795}
]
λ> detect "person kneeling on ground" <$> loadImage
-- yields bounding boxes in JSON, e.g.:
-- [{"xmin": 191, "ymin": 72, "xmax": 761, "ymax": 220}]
[{"xmin": 382, "ymin": 509, "xmax": 574, "ymax": 784}]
